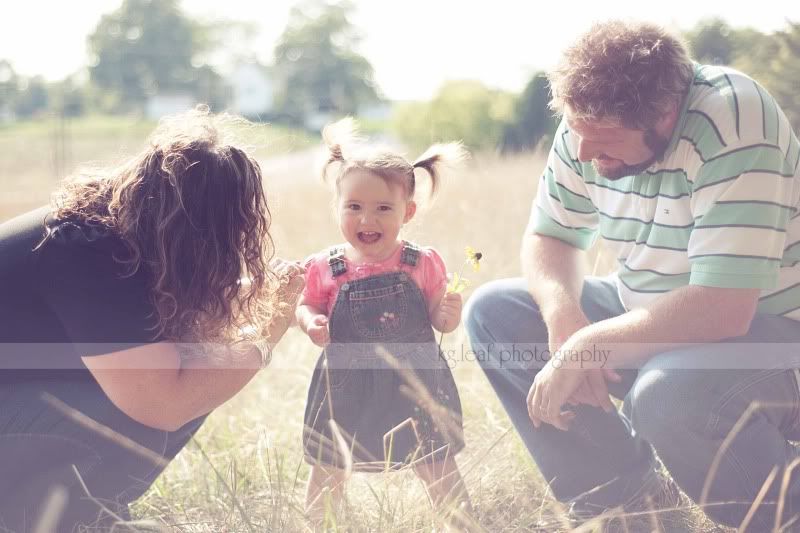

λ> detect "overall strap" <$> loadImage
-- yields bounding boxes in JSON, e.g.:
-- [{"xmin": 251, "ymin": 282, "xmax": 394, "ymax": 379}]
[
  {"xmin": 400, "ymin": 241, "xmax": 421, "ymax": 267},
  {"xmin": 328, "ymin": 246, "xmax": 348, "ymax": 277}
]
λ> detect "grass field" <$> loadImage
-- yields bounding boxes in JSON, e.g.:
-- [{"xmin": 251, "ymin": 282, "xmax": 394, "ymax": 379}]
[{"xmin": 0, "ymin": 118, "xmax": 742, "ymax": 532}]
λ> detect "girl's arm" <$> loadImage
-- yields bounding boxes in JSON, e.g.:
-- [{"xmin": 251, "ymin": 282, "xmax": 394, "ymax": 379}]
[
  {"xmin": 429, "ymin": 285, "xmax": 462, "ymax": 333},
  {"xmin": 296, "ymin": 295, "xmax": 330, "ymax": 346},
  {"xmin": 296, "ymin": 296, "xmax": 326, "ymax": 333}
]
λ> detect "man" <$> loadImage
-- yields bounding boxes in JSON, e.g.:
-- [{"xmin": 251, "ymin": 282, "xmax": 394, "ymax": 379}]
[{"xmin": 465, "ymin": 20, "xmax": 800, "ymax": 530}]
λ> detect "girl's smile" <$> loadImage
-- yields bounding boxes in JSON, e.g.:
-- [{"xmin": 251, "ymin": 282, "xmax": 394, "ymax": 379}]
[
  {"xmin": 357, "ymin": 231, "xmax": 381, "ymax": 244},
  {"xmin": 337, "ymin": 169, "xmax": 416, "ymax": 263}
]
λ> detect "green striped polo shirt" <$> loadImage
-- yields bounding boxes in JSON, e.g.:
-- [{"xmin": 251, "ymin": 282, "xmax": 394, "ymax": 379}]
[{"xmin": 528, "ymin": 64, "xmax": 800, "ymax": 319}]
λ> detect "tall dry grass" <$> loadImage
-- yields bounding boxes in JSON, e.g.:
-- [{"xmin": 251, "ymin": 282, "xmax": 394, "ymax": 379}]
[
  {"xmin": 128, "ymin": 150, "xmax": 719, "ymax": 532},
  {"xmin": 1, "ymin": 121, "xmax": 776, "ymax": 532}
]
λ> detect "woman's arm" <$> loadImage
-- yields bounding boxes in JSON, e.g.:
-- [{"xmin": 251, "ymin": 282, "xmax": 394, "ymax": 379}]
[
  {"xmin": 83, "ymin": 267, "xmax": 304, "ymax": 432},
  {"xmin": 82, "ymin": 342, "xmax": 262, "ymax": 432}
]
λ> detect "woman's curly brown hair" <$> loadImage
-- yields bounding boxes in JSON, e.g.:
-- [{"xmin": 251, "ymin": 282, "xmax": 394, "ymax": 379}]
[{"xmin": 45, "ymin": 106, "xmax": 278, "ymax": 343}]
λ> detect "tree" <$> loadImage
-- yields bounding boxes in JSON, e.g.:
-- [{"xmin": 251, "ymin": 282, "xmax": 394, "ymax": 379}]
[
  {"xmin": 14, "ymin": 76, "xmax": 49, "ymax": 118},
  {"xmin": 501, "ymin": 72, "xmax": 559, "ymax": 153},
  {"xmin": 49, "ymin": 75, "xmax": 87, "ymax": 118},
  {"xmin": 728, "ymin": 27, "xmax": 780, "ymax": 86},
  {"xmin": 392, "ymin": 80, "xmax": 514, "ymax": 152},
  {"xmin": 87, "ymin": 0, "xmax": 207, "ymax": 112},
  {"xmin": 684, "ymin": 19, "xmax": 800, "ymax": 134},
  {"xmin": 273, "ymin": 0, "xmax": 380, "ymax": 125},
  {"xmin": 757, "ymin": 22, "xmax": 800, "ymax": 132},
  {"xmin": 685, "ymin": 18, "xmax": 735, "ymax": 65},
  {"xmin": 0, "ymin": 60, "xmax": 18, "ymax": 117}
]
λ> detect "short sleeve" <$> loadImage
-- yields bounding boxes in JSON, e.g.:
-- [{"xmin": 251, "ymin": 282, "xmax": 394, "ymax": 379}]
[
  {"xmin": 527, "ymin": 119, "xmax": 599, "ymax": 250},
  {"xmin": 301, "ymin": 254, "xmax": 330, "ymax": 310},
  {"xmin": 418, "ymin": 247, "xmax": 448, "ymax": 303},
  {"xmin": 688, "ymin": 141, "xmax": 794, "ymax": 289},
  {"xmin": 34, "ymin": 230, "xmax": 160, "ymax": 356},
  {"xmin": 686, "ymin": 85, "xmax": 800, "ymax": 289}
]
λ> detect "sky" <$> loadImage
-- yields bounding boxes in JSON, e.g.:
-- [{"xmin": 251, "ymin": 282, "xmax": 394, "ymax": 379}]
[{"xmin": 1, "ymin": 0, "xmax": 798, "ymax": 100}]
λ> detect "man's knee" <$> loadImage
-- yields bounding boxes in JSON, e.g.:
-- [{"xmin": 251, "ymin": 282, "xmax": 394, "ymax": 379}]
[
  {"xmin": 464, "ymin": 278, "xmax": 541, "ymax": 337},
  {"xmin": 627, "ymin": 368, "xmax": 711, "ymax": 445},
  {"xmin": 465, "ymin": 280, "xmax": 507, "ymax": 335}
]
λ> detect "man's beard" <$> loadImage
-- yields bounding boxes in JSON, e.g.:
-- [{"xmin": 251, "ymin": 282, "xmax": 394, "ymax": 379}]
[{"xmin": 592, "ymin": 129, "xmax": 671, "ymax": 180}]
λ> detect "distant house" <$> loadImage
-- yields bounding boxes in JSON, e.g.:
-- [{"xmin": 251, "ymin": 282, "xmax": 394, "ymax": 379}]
[
  {"xmin": 145, "ymin": 92, "xmax": 196, "ymax": 120},
  {"xmin": 229, "ymin": 62, "xmax": 273, "ymax": 119}
]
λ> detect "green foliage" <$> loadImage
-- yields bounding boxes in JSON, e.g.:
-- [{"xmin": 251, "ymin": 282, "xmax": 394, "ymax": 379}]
[
  {"xmin": 728, "ymin": 28, "xmax": 780, "ymax": 86},
  {"xmin": 13, "ymin": 76, "xmax": 49, "ymax": 118},
  {"xmin": 49, "ymin": 77, "xmax": 87, "ymax": 118},
  {"xmin": 0, "ymin": 60, "xmax": 19, "ymax": 116},
  {"xmin": 392, "ymin": 80, "xmax": 514, "ymax": 153},
  {"xmin": 685, "ymin": 18, "xmax": 800, "ymax": 133},
  {"xmin": 758, "ymin": 22, "xmax": 800, "ymax": 132},
  {"xmin": 273, "ymin": 0, "xmax": 380, "ymax": 125},
  {"xmin": 0, "ymin": 62, "xmax": 51, "ymax": 119},
  {"xmin": 685, "ymin": 18, "xmax": 735, "ymax": 65},
  {"xmin": 87, "ymin": 0, "xmax": 209, "ymax": 112},
  {"xmin": 500, "ymin": 72, "xmax": 559, "ymax": 153}
]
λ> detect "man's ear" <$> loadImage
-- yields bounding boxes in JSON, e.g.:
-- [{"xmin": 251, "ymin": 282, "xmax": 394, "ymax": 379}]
[
  {"xmin": 656, "ymin": 97, "xmax": 681, "ymax": 132},
  {"xmin": 403, "ymin": 201, "xmax": 417, "ymax": 223}
]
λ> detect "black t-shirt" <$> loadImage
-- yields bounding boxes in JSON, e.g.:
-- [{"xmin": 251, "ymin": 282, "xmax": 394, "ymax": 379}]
[{"xmin": 0, "ymin": 207, "xmax": 159, "ymax": 377}]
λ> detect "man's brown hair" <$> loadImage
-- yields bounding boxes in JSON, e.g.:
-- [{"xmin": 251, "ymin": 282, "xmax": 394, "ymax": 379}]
[{"xmin": 548, "ymin": 20, "xmax": 695, "ymax": 128}]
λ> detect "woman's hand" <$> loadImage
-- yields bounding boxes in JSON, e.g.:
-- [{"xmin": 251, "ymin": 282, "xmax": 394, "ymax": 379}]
[
  {"xmin": 273, "ymin": 259, "xmax": 305, "ymax": 305},
  {"xmin": 264, "ymin": 259, "xmax": 306, "ymax": 342}
]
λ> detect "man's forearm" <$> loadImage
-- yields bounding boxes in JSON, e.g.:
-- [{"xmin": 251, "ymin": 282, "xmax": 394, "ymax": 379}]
[
  {"xmin": 521, "ymin": 233, "xmax": 587, "ymax": 323},
  {"xmin": 566, "ymin": 284, "xmax": 760, "ymax": 368}
]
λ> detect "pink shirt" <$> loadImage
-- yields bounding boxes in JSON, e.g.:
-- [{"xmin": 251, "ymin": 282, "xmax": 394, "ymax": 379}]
[{"xmin": 302, "ymin": 243, "xmax": 448, "ymax": 316}]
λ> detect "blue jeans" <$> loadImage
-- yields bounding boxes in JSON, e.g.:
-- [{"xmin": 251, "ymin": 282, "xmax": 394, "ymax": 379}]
[
  {"xmin": 0, "ymin": 374, "xmax": 205, "ymax": 532},
  {"xmin": 464, "ymin": 277, "xmax": 800, "ymax": 530}
]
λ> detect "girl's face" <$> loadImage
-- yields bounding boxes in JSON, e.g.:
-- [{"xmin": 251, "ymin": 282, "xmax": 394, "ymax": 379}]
[{"xmin": 337, "ymin": 169, "xmax": 416, "ymax": 262}]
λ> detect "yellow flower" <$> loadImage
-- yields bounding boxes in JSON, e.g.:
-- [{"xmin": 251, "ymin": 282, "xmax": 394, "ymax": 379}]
[
  {"xmin": 465, "ymin": 246, "xmax": 483, "ymax": 272},
  {"xmin": 446, "ymin": 272, "xmax": 471, "ymax": 294}
]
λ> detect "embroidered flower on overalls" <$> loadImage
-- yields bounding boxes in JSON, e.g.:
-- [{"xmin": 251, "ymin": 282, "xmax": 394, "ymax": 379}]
[{"xmin": 379, "ymin": 311, "xmax": 397, "ymax": 323}]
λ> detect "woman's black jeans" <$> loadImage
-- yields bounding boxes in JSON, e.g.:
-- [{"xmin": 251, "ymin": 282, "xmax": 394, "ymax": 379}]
[{"xmin": 0, "ymin": 373, "xmax": 205, "ymax": 532}]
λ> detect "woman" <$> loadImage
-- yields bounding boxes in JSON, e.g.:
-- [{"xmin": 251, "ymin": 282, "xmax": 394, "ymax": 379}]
[{"xmin": 0, "ymin": 107, "xmax": 303, "ymax": 531}]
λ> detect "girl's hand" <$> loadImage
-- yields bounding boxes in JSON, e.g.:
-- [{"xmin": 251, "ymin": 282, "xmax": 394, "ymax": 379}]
[
  {"xmin": 433, "ymin": 292, "xmax": 463, "ymax": 333},
  {"xmin": 307, "ymin": 314, "xmax": 330, "ymax": 347}
]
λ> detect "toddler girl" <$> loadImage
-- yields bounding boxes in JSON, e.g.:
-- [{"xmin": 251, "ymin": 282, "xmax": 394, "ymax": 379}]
[{"xmin": 296, "ymin": 119, "xmax": 471, "ymax": 526}]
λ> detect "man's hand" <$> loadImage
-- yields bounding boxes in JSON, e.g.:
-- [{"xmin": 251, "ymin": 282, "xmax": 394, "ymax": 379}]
[
  {"xmin": 307, "ymin": 315, "xmax": 330, "ymax": 347},
  {"xmin": 528, "ymin": 332, "xmax": 621, "ymax": 430},
  {"xmin": 564, "ymin": 368, "xmax": 622, "ymax": 409}
]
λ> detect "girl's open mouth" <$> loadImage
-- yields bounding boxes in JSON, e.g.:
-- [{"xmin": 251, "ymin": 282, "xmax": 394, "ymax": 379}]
[{"xmin": 357, "ymin": 231, "xmax": 381, "ymax": 244}]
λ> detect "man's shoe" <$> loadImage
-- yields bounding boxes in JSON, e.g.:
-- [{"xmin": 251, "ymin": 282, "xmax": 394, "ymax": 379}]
[{"xmin": 563, "ymin": 472, "xmax": 687, "ymax": 531}]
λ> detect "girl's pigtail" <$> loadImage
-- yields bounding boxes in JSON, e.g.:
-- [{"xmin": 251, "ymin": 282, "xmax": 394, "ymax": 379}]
[
  {"xmin": 411, "ymin": 142, "xmax": 469, "ymax": 196},
  {"xmin": 321, "ymin": 117, "xmax": 362, "ymax": 182}
]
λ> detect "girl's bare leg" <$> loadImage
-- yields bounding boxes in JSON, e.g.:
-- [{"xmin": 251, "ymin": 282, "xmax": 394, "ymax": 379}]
[
  {"xmin": 414, "ymin": 457, "xmax": 477, "ymax": 531},
  {"xmin": 305, "ymin": 464, "xmax": 349, "ymax": 526}
]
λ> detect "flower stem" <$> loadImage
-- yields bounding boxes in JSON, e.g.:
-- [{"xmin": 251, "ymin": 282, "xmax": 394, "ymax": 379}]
[{"xmin": 437, "ymin": 261, "xmax": 468, "ymax": 353}]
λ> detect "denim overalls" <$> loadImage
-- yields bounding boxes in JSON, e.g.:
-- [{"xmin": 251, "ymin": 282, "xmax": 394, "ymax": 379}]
[{"xmin": 303, "ymin": 242, "xmax": 464, "ymax": 471}]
